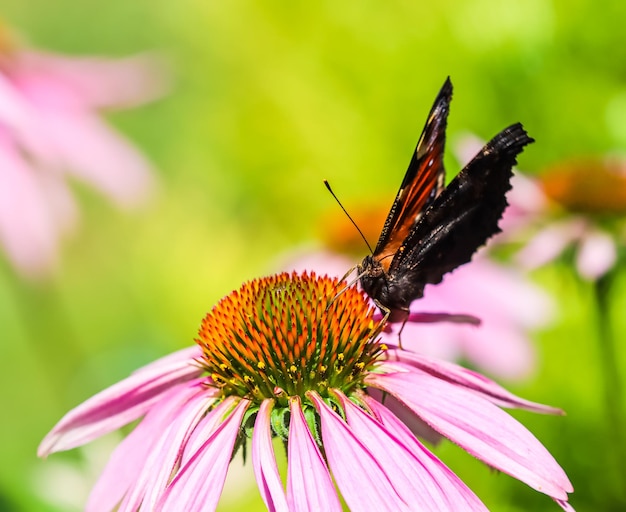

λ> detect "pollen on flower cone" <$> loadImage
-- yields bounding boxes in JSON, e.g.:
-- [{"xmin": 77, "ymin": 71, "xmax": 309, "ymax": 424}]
[{"xmin": 195, "ymin": 271, "xmax": 384, "ymax": 401}]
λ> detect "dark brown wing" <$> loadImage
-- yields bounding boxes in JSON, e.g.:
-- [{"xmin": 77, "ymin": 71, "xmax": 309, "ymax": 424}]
[
  {"xmin": 388, "ymin": 123, "xmax": 534, "ymax": 285},
  {"xmin": 372, "ymin": 78, "xmax": 452, "ymax": 270}
]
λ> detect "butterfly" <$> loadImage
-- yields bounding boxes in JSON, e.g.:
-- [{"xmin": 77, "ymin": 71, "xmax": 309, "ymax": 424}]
[{"xmin": 358, "ymin": 77, "xmax": 534, "ymax": 324}]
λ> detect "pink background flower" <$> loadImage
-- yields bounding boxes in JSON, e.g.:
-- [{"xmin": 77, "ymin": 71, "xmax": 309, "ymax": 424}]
[
  {"xmin": 456, "ymin": 133, "xmax": 624, "ymax": 281},
  {"xmin": 0, "ymin": 46, "xmax": 166, "ymax": 279}
]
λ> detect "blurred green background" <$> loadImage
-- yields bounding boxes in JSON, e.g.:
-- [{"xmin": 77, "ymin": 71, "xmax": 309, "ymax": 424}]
[{"xmin": 1, "ymin": 0, "xmax": 625, "ymax": 510}]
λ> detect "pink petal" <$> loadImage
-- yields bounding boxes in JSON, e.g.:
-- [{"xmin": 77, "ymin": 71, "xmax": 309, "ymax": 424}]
[
  {"xmin": 38, "ymin": 349, "xmax": 203, "ymax": 455},
  {"xmin": 177, "ymin": 396, "xmax": 241, "ymax": 468},
  {"xmin": 575, "ymin": 229, "xmax": 617, "ymax": 280},
  {"xmin": 335, "ymin": 390, "xmax": 488, "ymax": 511},
  {"xmin": 0, "ymin": 136, "xmax": 63, "ymax": 277},
  {"xmin": 361, "ymin": 393, "xmax": 488, "ymax": 511},
  {"xmin": 252, "ymin": 400, "xmax": 288, "ymax": 512},
  {"xmin": 157, "ymin": 398, "xmax": 249, "ymax": 512},
  {"xmin": 85, "ymin": 381, "xmax": 207, "ymax": 512},
  {"xmin": 120, "ymin": 388, "xmax": 217, "ymax": 511},
  {"xmin": 0, "ymin": 73, "xmax": 59, "ymax": 160},
  {"xmin": 515, "ymin": 218, "xmax": 587, "ymax": 270},
  {"xmin": 287, "ymin": 397, "xmax": 342, "ymax": 512},
  {"xmin": 35, "ymin": 110, "xmax": 156, "ymax": 207},
  {"xmin": 556, "ymin": 498, "xmax": 576, "ymax": 511},
  {"xmin": 381, "ymin": 350, "xmax": 562, "ymax": 414},
  {"xmin": 460, "ymin": 321, "xmax": 537, "ymax": 381},
  {"xmin": 19, "ymin": 51, "xmax": 168, "ymax": 109},
  {"xmin": 307, "ymin": 392, "xmax": 409, "ymax": 512},
  {"xmin": 383, "ymin": 320, "xmax": 462, "ymax": 363},
  {"xmin": 132, "ymin": 346, "xmax": 202, "ymax": 375},
  {"xmin": 366, "ymin": 388, "xmax": 443, "ymax": 445},
  {"xmin": 424, "ymin": 257, "xmax": 555, "ymax": 329},
  {"xmin": 368, "ymin": 369, "xmax": 573, "ymax": 500}
]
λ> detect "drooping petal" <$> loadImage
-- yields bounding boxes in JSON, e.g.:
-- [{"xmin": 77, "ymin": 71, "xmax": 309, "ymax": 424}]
[
  {"xmin": 360, "ymin": 392, "xmax": 488, "ymax": 511},
  {"xmin": 381, "ymin": 350, "xmax": 562, "ymax": 414},
  {"xmin": 366, "ymin": 388, "xmax": 443, "ymax": 445},
  {"xmin": 368, "ymin": 369, "xmax": 573, "ymax": 501},
  {"xmin": 175, "ymin": 396, "xmax": 242, "ymax": 468},
  {"xmin": 335, "ymin": 390, "xmax": 488, "ymax": 511},
  {"xmin": 252, "ymin": 399, "xmax": 288, "ymax": 512},
  {"xmin": 120, "ymin": 388, "xmax": 217, "ymax": 511},
  {"xmin": 38, "ymin": 348, "xmax": 203, "ymax": 455},
  {"xmin": 286, "ymin": 397, "xmax": 342, "ymax": 512},
  {"xmin": 132, "ymin": 346, "xmax": 202, "ymax": 375},
  {"xmin": 157, "ymin": 398, "xmax": 249, "ymax": 512},
  {"xmin": 85, "ymin": 380, "xmax": 207, "ymax": 512},
  {"xmin": 307, "ymin": 392, "xmax": 409, "ymax": 512}
]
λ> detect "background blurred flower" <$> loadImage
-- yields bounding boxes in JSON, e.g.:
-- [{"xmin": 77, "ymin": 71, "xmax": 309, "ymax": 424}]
[
  {"xmin": 456, "ymin": 135, "xmax": 626, "ymax": 281},
  {"xmin": 0, "ymin": 28, "xmax": 166, "ymax": 279},
  {"xmin": 513, "ymin": 158, "xmax": 626, "ymax": 280}
]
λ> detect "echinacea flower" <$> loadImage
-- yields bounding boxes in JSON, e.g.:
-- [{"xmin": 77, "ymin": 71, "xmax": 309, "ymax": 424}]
[
  {"xmin": 39, "ymin": 271, "xmax": 574, "ymax": 511},
  {"xmin": 512, "ymin": 158, "xmax": 626, "ymax": 280},
  {"xmin": 0, "ymin": 24, "xmax": 165, "ymax": 278}
]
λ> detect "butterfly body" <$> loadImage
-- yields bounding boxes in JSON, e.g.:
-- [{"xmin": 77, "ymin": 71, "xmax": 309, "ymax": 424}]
[
  {"xmin": 358, "ymin": 78, "xmax": 534, "ymax": 323},
  {"xmin": 359, "ymin": 254, "xmax": 423, "ymax": 322}
]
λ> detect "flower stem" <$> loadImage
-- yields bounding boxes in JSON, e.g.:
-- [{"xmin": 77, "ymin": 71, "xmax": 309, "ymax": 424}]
[{"xmin": 593, "ymin": 271, "xmax": 626, "ymax": 499}]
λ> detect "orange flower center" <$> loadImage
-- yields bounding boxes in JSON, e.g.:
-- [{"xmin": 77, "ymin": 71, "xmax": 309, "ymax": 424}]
[{"xmin": 196, "ymin": 272, "xmax": 384, "ymax": 404}]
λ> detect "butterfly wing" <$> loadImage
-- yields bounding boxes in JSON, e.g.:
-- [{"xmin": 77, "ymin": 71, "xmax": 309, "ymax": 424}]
[
  {"xmin": 388, "ymin": 123, "xmax": 533, "ymax": 290},
  {"xmin": 372, "ymin": 78, "xmax": 452, "ymax": 270}
]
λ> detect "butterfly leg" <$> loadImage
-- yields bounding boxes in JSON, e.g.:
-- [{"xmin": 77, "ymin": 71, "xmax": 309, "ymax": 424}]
[
  {"xmin": 375, "ymin": 302, "xmax": 410, "ymax": 350},
  {"xmin": 394, "ymin": 308, "xmax": 411, "ymax": 350},
  {"xmin": 373, "ymin": 299, "xmax": 391, "ymax": 331},
  {"xmin": 378, "ymin": 305, "xmax": 411, "ymax": 350}
]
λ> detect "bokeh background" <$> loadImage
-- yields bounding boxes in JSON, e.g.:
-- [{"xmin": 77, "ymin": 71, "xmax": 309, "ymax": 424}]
[{"xmin": 1, "ymin": 1, "xmax": 625, "ymax": 510}]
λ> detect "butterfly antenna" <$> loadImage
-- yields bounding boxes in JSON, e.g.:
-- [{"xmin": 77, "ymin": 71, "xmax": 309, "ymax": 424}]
[{"xmin": 323, "ymin": 179, "xmax": 374, "ymax": 255}]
